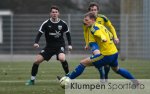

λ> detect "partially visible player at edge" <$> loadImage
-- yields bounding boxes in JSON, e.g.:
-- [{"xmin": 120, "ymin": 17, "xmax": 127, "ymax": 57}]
[
  {"xmin": 60, "ymin": 12, "xmax": 138, "ymax": 85},
  {"xmin": 83, "ymin": 2, "xmax": 119, "ymax": 81},
  {"xmin": 26, "ymin": 5, "xmax": 72, "ymax": 85}
]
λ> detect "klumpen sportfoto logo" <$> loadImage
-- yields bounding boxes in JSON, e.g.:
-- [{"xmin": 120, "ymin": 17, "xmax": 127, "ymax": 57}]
[
  {"xmin": 65, "ymin": 79, "xmax": 150, "ymax": 94},
  {"xmin": 69, "ymin": 81, "xmax": 144, "ymax": 91}
]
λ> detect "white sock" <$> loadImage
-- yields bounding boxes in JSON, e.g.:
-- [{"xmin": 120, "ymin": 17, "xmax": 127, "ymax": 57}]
[{"xmin": 31, "ymin": 76, "xmax": 35, "ymax": 80}]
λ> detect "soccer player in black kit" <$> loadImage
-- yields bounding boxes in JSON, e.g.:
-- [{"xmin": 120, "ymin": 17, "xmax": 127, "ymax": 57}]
[{"xmin": 26, "ymin": 6, "xmax": 72, "ymax": 85}]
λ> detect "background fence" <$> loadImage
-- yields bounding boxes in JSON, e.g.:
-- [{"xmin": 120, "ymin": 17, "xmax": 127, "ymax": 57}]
[{"xmin": 0, "ymin": 14, "xmax": 150, "ymax": 60}]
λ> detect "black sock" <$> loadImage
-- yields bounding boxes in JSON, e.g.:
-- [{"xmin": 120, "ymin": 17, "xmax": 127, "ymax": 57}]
[
  {"xmin": 61, "ymin": 60, "xmax": 69, "ymax": 74},
  {"xmin": 31, "ymin": 63, "xmax": 39, "ymax": 76},
  {"xmin": 104, "ymin": 65, "xmax": 110, "ymax": 79}
]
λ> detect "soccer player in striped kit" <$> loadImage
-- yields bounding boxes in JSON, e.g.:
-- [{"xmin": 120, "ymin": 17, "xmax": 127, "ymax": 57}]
[
  {"xmin": 64, "ymin": 12, "xmax": 138, "ymax": 85},
  {"xmin": 83, "ymin": 2, "xmax": 119, "ymax": 82}
]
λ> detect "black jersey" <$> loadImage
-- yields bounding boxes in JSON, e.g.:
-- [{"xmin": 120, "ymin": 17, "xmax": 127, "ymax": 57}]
[{"xmin": 39, "ymin": 18, "xmax": 69, "ymax": 48}]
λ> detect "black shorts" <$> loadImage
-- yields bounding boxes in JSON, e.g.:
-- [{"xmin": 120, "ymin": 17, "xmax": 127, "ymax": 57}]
[{"xmin": 39, "ymin": 46, "xmax": 65, "ymax": 61}]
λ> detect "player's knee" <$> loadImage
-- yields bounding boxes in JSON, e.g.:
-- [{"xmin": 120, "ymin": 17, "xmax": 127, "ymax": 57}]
[
  {"xmin": 80, "ymin": 58, "xmax": 91, "ymax": 66},
  {"xmin": 34, "ymin": 55, "xmax": 44, "ymax": 64},
  {"xmin": 111, "ymin": 66, "xmax": 119, "ymax": 72},
  {"xmin": 80, "ymin": 61, "xmax": 87, "ymax": 66},
  {"xmin": 105, "ymin": 65, "xmax": 110, "ymax": 68},
  {"xmin": 34, "ymin": 59, "xmax": 42, "ymax": 64},
  {"xmin": 93, "ymin": 50, "xmax": 100, "ymax": 55},
  {"xmin": 80, "ymin": 59, "xmax": 85, "ymax": 64},
  {"xmin": 58, "ymin": 54, "xmax": 66, "ymax": 62}
]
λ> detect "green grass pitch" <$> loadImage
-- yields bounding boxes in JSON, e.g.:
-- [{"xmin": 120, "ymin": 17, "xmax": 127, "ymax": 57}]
[{"xmin": 0, "ymin": 59, "xmax": 150, "ymax": 94}]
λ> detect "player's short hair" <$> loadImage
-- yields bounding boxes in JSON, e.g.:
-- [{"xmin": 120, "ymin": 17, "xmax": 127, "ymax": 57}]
[
  {"xmin": 88, "ymin": 2, "xmax": 100, "ymax": 11},
  {"xmin": 50, "ymin": 5, "xmax": 60, "ymax": 12},
  {"xmin": 84, "ymin": 12, "xmax": 96, "ymax": 21}
]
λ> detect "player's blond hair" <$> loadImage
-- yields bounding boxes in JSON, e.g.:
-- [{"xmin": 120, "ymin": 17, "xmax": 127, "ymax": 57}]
[{"xmin": 84, "ymin": 12, "xmax": 96, "ymax": 21}]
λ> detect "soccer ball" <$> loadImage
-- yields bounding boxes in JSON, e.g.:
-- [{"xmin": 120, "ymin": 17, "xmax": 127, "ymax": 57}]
[{"xmin": 59, "ymin": 76, "xmax": 71, "ymax": 89}]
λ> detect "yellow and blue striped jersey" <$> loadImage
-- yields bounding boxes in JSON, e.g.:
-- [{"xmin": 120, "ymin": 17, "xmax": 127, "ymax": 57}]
[
  {"xmin": 91, "ymin": 23, "xmax": 118, "ymax": 55},
  {"xmin": 83, "ymin": 25, "xmax": 96, "ymax": 46},
  {"xmin": 83, "ymin": 14, "xmax": 118, "ymax": 46}
]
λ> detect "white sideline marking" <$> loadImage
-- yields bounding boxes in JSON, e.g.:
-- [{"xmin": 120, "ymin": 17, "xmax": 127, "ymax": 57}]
[{"xmin": 0, "ymin": 80, "xmax": 57, "ymax": 83}]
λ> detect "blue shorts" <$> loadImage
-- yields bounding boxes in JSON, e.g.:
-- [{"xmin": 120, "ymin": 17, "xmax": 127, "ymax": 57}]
[
  {"xmin": 90, "ymin": 53, "xmax": 118, "ymax": 68},
  {"xmin": 89, "ymin": 42, "xmax": 99, "ymax": 52}
]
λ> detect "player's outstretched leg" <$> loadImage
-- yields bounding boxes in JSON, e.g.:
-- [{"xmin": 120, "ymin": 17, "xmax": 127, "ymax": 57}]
[
  {"xmin": 116, "ymin": 68, "xmax": 135, "ymax": 79},
  {"xmin": 115, "ymin": 68, "xmax": 139, "ymax": 85},
  {"xmin": 67, "ymin": 63, "xmax": 86, "ymax": 79},
  {"xmin": 61, "ymin": 60, "xmax": 69, "ymax": 74}
]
